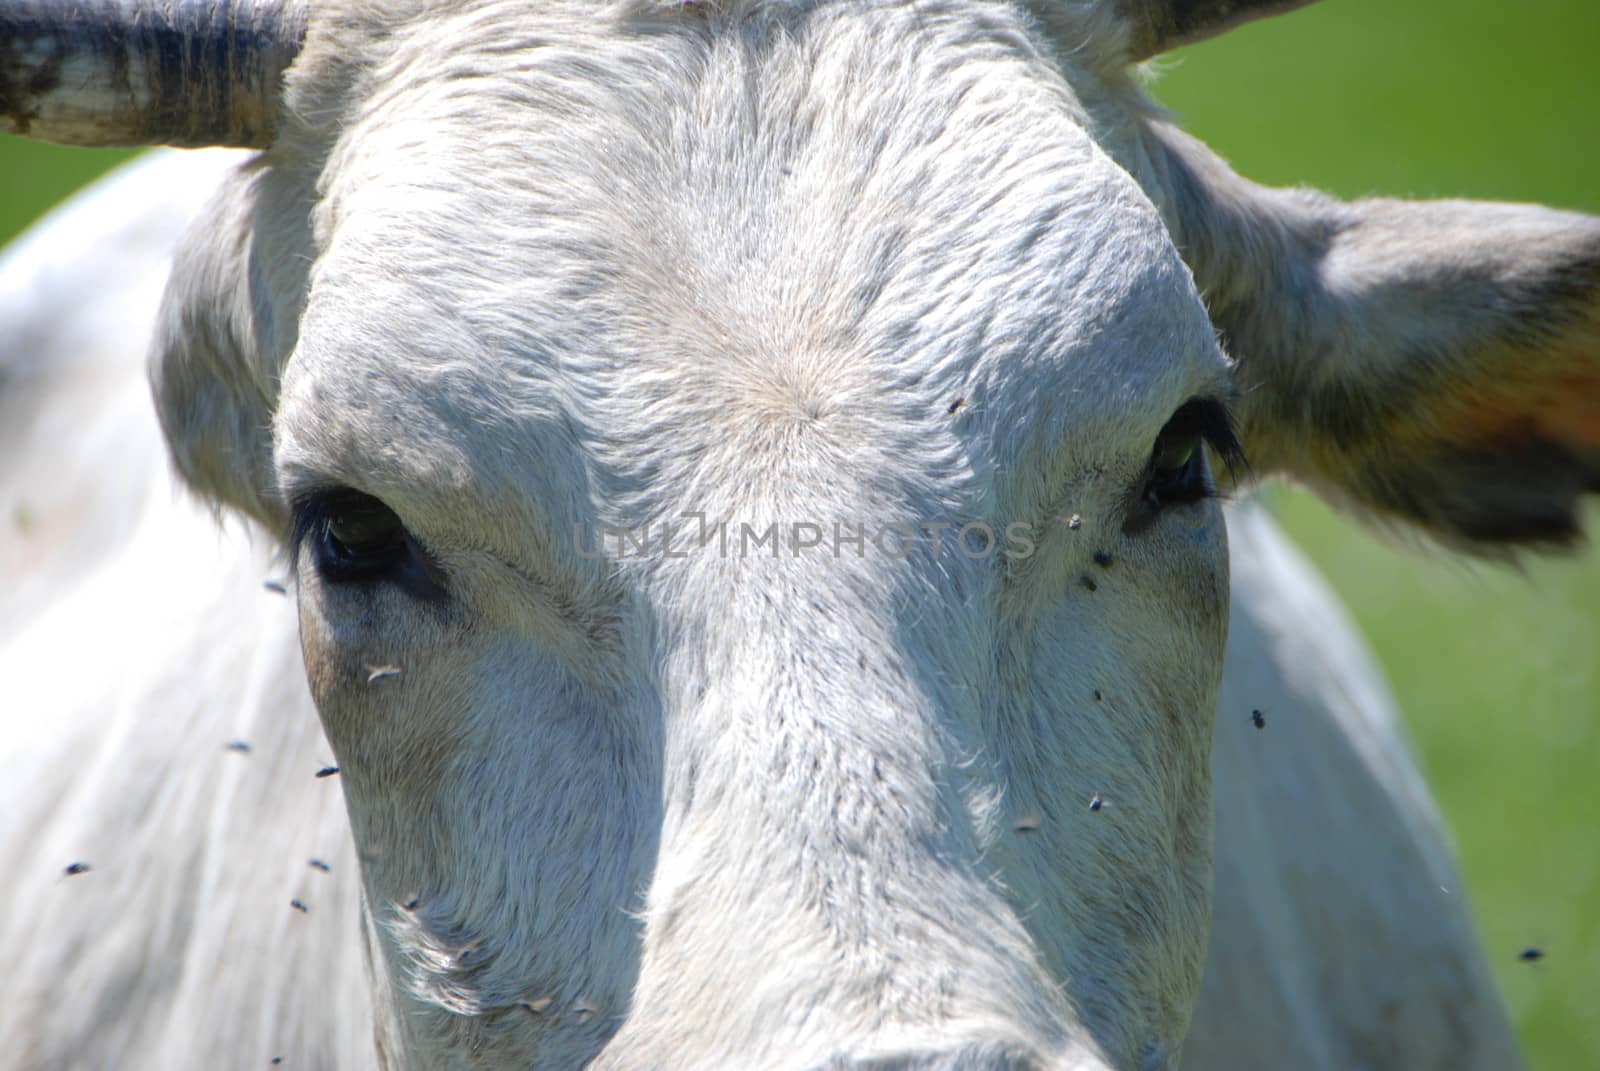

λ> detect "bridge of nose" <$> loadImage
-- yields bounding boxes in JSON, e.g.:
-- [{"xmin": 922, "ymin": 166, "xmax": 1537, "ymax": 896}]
[{"xmin": 580, "ymin": 556, "xmax": 1082, "ymax": 1067}]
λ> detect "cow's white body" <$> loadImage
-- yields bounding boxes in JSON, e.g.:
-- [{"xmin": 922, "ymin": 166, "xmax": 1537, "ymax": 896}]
[{"xmin": 0, "ymin": 150, "xmax": 1517, "ymax": 1070}]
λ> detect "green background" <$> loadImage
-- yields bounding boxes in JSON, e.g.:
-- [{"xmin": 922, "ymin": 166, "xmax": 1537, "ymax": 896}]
[{"xmin": 1, "ymin": 0, "xmax": 1595, "ymax": 1065}]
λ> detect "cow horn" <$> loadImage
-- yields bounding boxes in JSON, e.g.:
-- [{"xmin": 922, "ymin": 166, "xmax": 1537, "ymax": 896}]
[
  {"xmin": 1120, "ymin": 1, "xmax": 1324, "ymax": 61},
  {"xmin": 0, "ymin": 0, "xmax": 307, "ymax": 148}
]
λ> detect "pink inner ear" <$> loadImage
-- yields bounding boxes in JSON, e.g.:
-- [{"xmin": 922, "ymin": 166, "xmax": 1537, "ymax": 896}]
[
  {"xmin": 1529, "ymin": 363, "xmax": 1600, "ymax": 451},
  {"xmin": 1430, "ymin": 339, "xmax": 1600, "ymax": 456}
]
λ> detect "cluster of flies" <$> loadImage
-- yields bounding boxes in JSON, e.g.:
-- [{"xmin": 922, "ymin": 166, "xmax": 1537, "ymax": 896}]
[{"xmin": 60, "ymin": 549, "xmax": 1548, "ymax": 1066}]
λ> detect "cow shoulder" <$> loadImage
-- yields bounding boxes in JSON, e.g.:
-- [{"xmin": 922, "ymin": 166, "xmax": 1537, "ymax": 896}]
[
  {"xmin": 1187, "ymin": 501, "xmax": 1521, "ymax": 1070},
  {"xmin": 0, "ymin": 155, "xmax": 373, "ymax": 1070}
]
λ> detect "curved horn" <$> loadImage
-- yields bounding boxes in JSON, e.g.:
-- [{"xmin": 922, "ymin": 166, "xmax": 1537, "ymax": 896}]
[
  {"xmin": 1120, "ymin": 1, "xmax": 1323, "ymax": 61},
  {"xmin": 0, "ymin": 0, "xmax": 307, "ymax": 148}
]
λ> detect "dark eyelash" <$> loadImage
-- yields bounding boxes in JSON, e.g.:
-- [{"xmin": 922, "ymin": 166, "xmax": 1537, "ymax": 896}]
[
  {"xmin": 1187, "ymin": 397, "xmax": 1250, "ymax": 482},
  {"xmin": 287, "ymin": 488, "xmax": 360, "ymax": 573},
  {"xmin": 287, "ymin": 492, "xmax": 326, "ymax": 573}
]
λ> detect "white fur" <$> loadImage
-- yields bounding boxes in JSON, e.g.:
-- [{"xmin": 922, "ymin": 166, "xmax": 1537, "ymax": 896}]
[
  {"xmin": 0, "ymin": 182, "xmax": 1512, "ymax": 1065},
  {"xmin": 249, "ymin": 6, "xmax": 1229, "ymax": 1066},
  {"xmin": 4, "ymin": 1, "xmax": 1571, "ymax": 1067}
]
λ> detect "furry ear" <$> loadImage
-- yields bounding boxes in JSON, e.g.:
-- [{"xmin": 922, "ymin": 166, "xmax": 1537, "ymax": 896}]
[
  {"xmin": 1148, "ymin": 123, "xmax": 1600, "ymax": 553},
  {"xmin": 1116, "ymin": 0, "xmax": 1323, "ymax": 60},
  {"xmin": 149, "ymin": 157, "xmax": 305, "ymax": 535}
]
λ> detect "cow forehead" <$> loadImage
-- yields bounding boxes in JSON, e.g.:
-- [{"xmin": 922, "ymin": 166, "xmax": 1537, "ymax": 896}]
[{"xmin": 275, "ymin": 3, "xmax": 1226, "ymax": 529}]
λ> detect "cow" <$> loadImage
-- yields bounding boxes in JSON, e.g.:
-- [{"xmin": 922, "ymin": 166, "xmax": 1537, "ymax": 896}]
[{"xmin": 2, "ymin": 1, "xmax": 1595, "ymax": 1068}]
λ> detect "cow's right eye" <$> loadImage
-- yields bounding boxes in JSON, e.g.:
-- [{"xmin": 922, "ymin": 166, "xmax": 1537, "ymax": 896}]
[
  {"xmin": 320, "ymin": 494, "xmax": 407, "ymax": 577},
  {"xmin": 1144, "ymin": 419, "xmax": 1207, "ymax": 507},
  {"xmin": 1123, "ymin": 397, "xmax": 1247, "ymax": 533},
  {"xmin": 293, "ymin": 490, "xmax": 442, "ymax": 595}
]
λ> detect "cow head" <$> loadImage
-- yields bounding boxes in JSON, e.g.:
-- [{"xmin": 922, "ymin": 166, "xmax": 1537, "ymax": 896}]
[{"xmin": 5, "ymin": 1, "xmax": 1596, "ymax": 1068}]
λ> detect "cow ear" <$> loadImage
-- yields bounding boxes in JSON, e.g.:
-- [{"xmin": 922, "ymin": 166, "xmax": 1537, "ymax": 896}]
[
  {"xmin": 1116, "ymin": 1, "xmax": 1323, "ymax": 60},
  {"xmin": 1150, "ymin": 124, "xmax": 1600, "ymax": 554},
  {"xmin": 149, "ymin": 159, "xmax": 301, "ymax": 535}
]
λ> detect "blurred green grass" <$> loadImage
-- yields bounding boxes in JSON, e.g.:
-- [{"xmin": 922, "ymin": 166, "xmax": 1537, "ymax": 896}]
[
  {"xmin": 0, "ymin": 140, "xmax": 136, "ymax": 244},
  {"xmin": 1, "ymin": 1, "xmax": 1595, "ymax": 1065}
]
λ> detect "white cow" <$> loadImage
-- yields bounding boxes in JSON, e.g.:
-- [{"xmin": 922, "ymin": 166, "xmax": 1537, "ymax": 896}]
[{"xmin": 2, "ymin": 1, "xmax": 1592, "ymax": 1068}]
